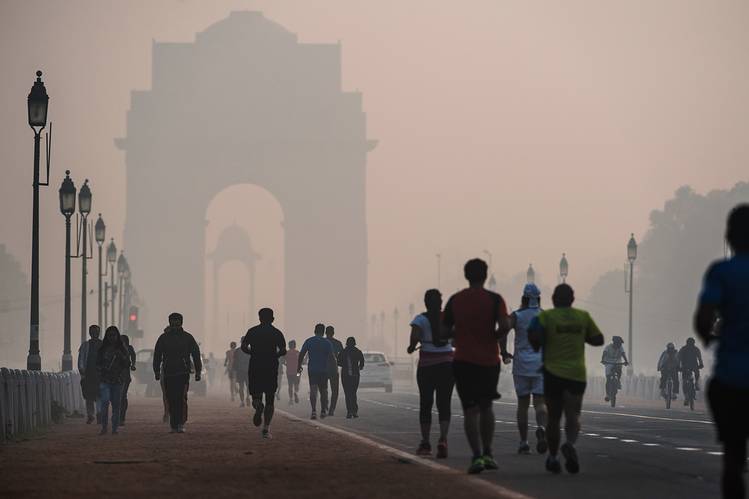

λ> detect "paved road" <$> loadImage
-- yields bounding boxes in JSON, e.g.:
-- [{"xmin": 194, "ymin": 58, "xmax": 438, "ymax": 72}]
[{"xmin": 281, "ymin": 385, "xmax": 721, "ymax": 499}]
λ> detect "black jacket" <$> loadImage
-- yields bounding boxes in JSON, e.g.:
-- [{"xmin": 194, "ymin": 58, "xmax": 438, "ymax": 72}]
[
  {"xmin": 338, "ymin": 346, "xmax": 365, "ymax": 378},
  {"xmin": 97, "ymin": 344, "xmax": 131, "ymax": 385},
  {"xmin": 153, "ymin": 326, "xmax": 202, "ymax": 377}
]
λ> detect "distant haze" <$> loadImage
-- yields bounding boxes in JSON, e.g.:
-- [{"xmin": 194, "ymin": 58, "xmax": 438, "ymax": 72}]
[{"xmin": 1, "ymin": 1, "xmax": 747, "ymax": 367}]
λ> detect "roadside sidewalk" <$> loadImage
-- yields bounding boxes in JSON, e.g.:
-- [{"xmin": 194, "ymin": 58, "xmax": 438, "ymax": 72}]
[{"xmin": 0, "ymin": 396, "xmax": 522, "ymax": 499}]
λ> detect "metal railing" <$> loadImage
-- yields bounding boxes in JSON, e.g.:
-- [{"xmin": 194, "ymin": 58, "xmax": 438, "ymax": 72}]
[{"xmin": 0, "ymin": 368, "xmax": 84, "ymax": 443}]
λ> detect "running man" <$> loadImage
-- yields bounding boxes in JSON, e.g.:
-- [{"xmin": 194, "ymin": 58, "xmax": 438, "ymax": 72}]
[
  {"xmin": 298, "ymin": 324, "xmax": 335, "ymax": 419},
  {"xmin": 443, "ymin": 258, "xmax": 510, "ymax": 474},
  {"xmin": 325, "ymin": 326, "xmax": 344, "ymax": 416},
  {"xmin": 233, "ymin": 344, "xmax": 251, "ymax": 407},
  {"xmin": 694, "ymin": 204, "xmax": 749, "ymax": 499},
  {"xmin": 240, "ymin": 308, "xmax": 286, "ymax": 438},
  {"xmin": 528, "ymin": 284, "xmax": 604, "ymax": 474},
  {"xmin": 285, "ymin": 340, "xmax": 301, "ymax": 405},
  {"xmin": 508, "ymin": 283, "xmax": 547, "ymax": 455},
  {"xmin": 225, "ymin": 341, "xmax": 238, "ymax": 402},
  {"xmin": 600, "ymin": 336, "xmax": 628, "ymax": 402}
]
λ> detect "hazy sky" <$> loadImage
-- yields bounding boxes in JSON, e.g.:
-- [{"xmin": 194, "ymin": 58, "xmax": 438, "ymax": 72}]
[{"xmin": 1, "ymin": 1, "xmax": 748, "ymax": 361}]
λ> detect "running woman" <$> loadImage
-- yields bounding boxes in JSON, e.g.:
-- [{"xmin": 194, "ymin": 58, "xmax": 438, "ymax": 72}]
[
  {"xmin": 528, "ymin": 284, "xmax": 603, "ymax": 474},
  {"xmin": 407, "ymin": 288, "xmax": 455, "ymax": 458},
  {"xmin": 240, "ymin": 308, "xmax": 287, "ymax": 438},
  {"xmin": 508, "ymin": 283, "xmax": 547, "ymax": 455}
]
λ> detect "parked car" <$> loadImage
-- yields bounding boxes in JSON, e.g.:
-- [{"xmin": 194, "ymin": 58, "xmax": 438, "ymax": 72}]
[
  {"xmin": 135, "ymin": 349, "xmax": 207, "ymax": 397},
  {"xmin": 360, "ymin": 351, "xmax": 393, "ymax": 393}
]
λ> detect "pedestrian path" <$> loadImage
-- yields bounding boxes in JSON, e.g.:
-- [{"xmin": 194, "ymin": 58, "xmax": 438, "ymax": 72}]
[{"xmin": 0, "ymin": 396, "xmax": 518, "ymax": 499}]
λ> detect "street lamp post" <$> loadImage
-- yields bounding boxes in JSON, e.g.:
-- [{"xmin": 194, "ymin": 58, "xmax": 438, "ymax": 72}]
[
  {"xmin": 77, "ymin": 180, "xmax": 92, "ymax": 345},
  {"xmin": 107, "ymin": 239, "xmax": 117, "ymax": 327},
  {"xmin": 559, "ymin": 253, "xmax": 569, "ymax": 283},
  {"xmin": 117, "ymin": 253, "xmax": 128, "ymax": 330},
  {"xmin": 526, "ymin": 263, "xmax": 535, "ymax": 284},
  {"xmin": 393, "ymin": 307, "xmax": 399, "ymax": 361},
  {"xmin": 94, "ymin": 214, "xmax": 106, "ymax": 328},
  {"xmin": 27, "ymin": 70, "xmax": 49, "ymax": 371},
  {"xmin": 58, "ymin": 171, "xmax": 76, "ymax": 371},
  {"xmin": 626, "ymin": 234, "xmax": 637, "ymax": 376}
]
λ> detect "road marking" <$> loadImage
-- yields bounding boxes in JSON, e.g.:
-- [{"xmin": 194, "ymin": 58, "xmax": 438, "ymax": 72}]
[
  {"xmin": 278, "ymin": 409, "xmax": 535, "ymax": 499},
  {"xmin": 642, "ymin": 443, "xmax": 660, "ymax": 447},
  {"xmin": 707, "ymin": 451, "xmax": 723, "ymax": 456},
  {"xmin": 493, "ymin": 400, "xmax": 711, "ymax": 425},
  {"xmin": 620, "ymin": 439, "xmax": 639, "ymax": 443},
  {"xmin": 675, "ymin": 447, "xmax": 702, "ymax": 451},
  {"xmin": 584, "ymin": 433, "xmax": 600, "ymax": 436},
  {"xmin": 601, "ymin": 436, "xmax": 618, "ymax": 440}
]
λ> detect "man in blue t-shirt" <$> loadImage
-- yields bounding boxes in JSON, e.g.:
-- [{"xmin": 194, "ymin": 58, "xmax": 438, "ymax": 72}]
[
  {"xmin": 298, "ymin": 324, "xmax": 335, "ymax": 420},
  {"xmin": 694, "ymin": 204, "xmax": 749, "ymax": 499}
]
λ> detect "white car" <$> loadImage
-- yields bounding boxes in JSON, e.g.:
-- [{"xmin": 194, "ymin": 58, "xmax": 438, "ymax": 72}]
[{"xmin": 361, "ymin": 351, "xmax": 393, "ymax": 393}]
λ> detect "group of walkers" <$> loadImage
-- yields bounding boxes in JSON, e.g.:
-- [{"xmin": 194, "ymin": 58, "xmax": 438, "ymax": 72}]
[{"xmin": 77, "ymin": 325, "xmax": 137, "ymax": 434}]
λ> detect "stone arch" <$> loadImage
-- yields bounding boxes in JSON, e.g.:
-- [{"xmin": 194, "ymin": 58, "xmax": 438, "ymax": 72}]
[{"xmin": 117, "ymin": 11, "xmax": 374, "ymax": 345}]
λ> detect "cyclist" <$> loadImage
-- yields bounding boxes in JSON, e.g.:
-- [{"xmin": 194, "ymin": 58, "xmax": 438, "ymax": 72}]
[
  {"xmin": 657, "ymin": 343, "xmax": 680, "ymax": 400},
  {"xmin": 678, "ymin": 338, "xmax": 704, "ymax": 391},
  {"xmin": 600, "ymin": 336, "xmax": 628, "ymax": 402}
]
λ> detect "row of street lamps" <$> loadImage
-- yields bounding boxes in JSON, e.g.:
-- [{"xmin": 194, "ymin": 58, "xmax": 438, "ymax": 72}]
[{"xmin": 26, "ymin": 71, "xmax": 132, "ymax": 371}]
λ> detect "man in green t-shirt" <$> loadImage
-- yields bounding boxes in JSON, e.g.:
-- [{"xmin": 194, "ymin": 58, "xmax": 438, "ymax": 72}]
[{"xmin": 529, "ymin": 284, "xmax": 603, "ymax": 475}]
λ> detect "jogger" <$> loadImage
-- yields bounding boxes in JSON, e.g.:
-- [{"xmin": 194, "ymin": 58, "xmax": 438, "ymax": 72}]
[{"xmin": 338, "ymin": 336, "xmax": 365, "ymax": 418}]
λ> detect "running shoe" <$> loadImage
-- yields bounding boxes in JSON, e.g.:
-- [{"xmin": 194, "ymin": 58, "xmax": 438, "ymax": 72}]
[
  {"xmin": 482, "ymin": 455, "xmax": 498, "ymax": 470},
  {"xmin": 545, "ymin": 455, "xmax": 562, "ymax": 474},
  {"xmin": 86, "ymin": 415, "xmax": 94, "ymax": 424},
  {"xmin": 560, "ymin": 442, "xmax": 579, "ymax": 474},
  {"xmin": 416, "ymin": 442, "xmax": 432, "ymax": 457},
  {"xmin": 467, "ymin": 457, "xmax": 485, "ymax": 474},
  {"xmin": 437, "ymin": 440, "xmax": 448, "ymax": 459},
  {"xmin": 353, "ymin": 413, "xmax": 359, "ymax": 418},
  {"xmin": 320, "ymin": 410, "xmax": 327, "ymax": 419},
  {"xmin": 536, "ymin": 427, "xmax": 548, "ymax": 454},
  {"xmin": 518, "ymin": 442, "xmax": 531, "ymax": 455},
  {"xmin": 262, "ymin": 428, "xmax": 271, "ymax": 439},
  {"xmin": 310, "ymin": 411, "xmax": 317, "ymax": 420},
  {"xmin": 177, "ymin": 425, "xmax": 186, "ymax": 434},
  {"xmin": 253, "ymin": 401, "xmax": 264, "ymax": 427},
  {"xmin": 346, "ymin": 413, "xmax": 353, "ymax": 419}
]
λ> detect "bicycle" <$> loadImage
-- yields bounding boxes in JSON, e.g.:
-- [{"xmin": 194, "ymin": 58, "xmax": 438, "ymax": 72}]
[
  {"xmin": 664, "ymin": 375, "xmax": 674, "ymax": 409},
  {"xmin": 602, "ymin": 362, "xmax": 626, "ymax": 407},
  {"xmin": 682, "ymin": 369, "xmax": 696, "ymax": 411}
]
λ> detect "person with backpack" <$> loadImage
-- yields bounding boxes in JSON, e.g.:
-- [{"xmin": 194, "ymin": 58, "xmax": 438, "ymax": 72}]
[
  {"xmin": 338, "ymin": 337, "xmax": 365, "ymax": 419},
  {"xmin": 96, "ymin": 326, "xmax": 131, "ymax": 435},
  {"xmin": 443, "ymin": 259, "xmax": 511, "ymax": 474},
  {"xmin": 407, "ymin": 288, "xmax": 455, "ymax": 458}
]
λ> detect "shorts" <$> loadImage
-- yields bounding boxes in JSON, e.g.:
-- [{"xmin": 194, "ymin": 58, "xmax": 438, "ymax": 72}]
[
  {"xmin": 308, "ymin": 371, "xmax": 328, "ymax": 388},
  {"xmin": 543, "ymin": 369, "xmax": 586, "ymax": 405},
  {"xmin": 453, "ymin": 361, "xmax": 500, "ymax": 410},
  {"xmin": 513, "ymin": 374, "xmax": 544, "ymax": 397},
  {"xmin": 248, "ymin": 365, "xmax": 279, "ymax": 396},
  {"xmin": 708, "ymin": 377, "xmax": 749, "ymax": 442}
]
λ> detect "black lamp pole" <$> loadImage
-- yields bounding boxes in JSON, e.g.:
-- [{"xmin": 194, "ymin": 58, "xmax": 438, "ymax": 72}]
[
  {"xmin": 77, "ymin": 180, "xmax": 92, "ymax": 345},
  {"xmin": 94, "ymin": 214, "xmax": 106, "ymax": 329},
  {"xmin": 27, "ymin": 71, "xmax": 49, "ymax": 371},
  {"xmin": 107, "ymin": 239, "xmax": 117, "ymax": 328},
  {"xmin": 59, "ymin": 171, "xmax": 76, "ymax": 371}
]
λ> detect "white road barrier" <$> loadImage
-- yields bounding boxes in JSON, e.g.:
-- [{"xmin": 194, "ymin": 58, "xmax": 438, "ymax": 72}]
[{"xmin": 0, "ymin": 368, "xmax": 84, "ymax": 442}]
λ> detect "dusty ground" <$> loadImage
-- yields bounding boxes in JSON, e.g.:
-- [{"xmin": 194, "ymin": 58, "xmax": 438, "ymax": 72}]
[{"xmin": 0, "ymin": 396, "xmax": 510, "ymax": 499}]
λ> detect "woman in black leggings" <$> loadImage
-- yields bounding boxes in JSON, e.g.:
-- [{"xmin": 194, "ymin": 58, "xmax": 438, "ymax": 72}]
[{"xmin": 407, "ymin": 289, "xmax": 455, "ymax": 458}]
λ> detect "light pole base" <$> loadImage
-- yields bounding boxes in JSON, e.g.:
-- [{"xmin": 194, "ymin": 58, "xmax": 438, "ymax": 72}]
[
  {"xmin": 61, "ymin": 354, "xmax": 73, "ymax": 372},
  {"xmin": 27, "ymin": 354, "xmax": 41, "ymax": 371}
]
